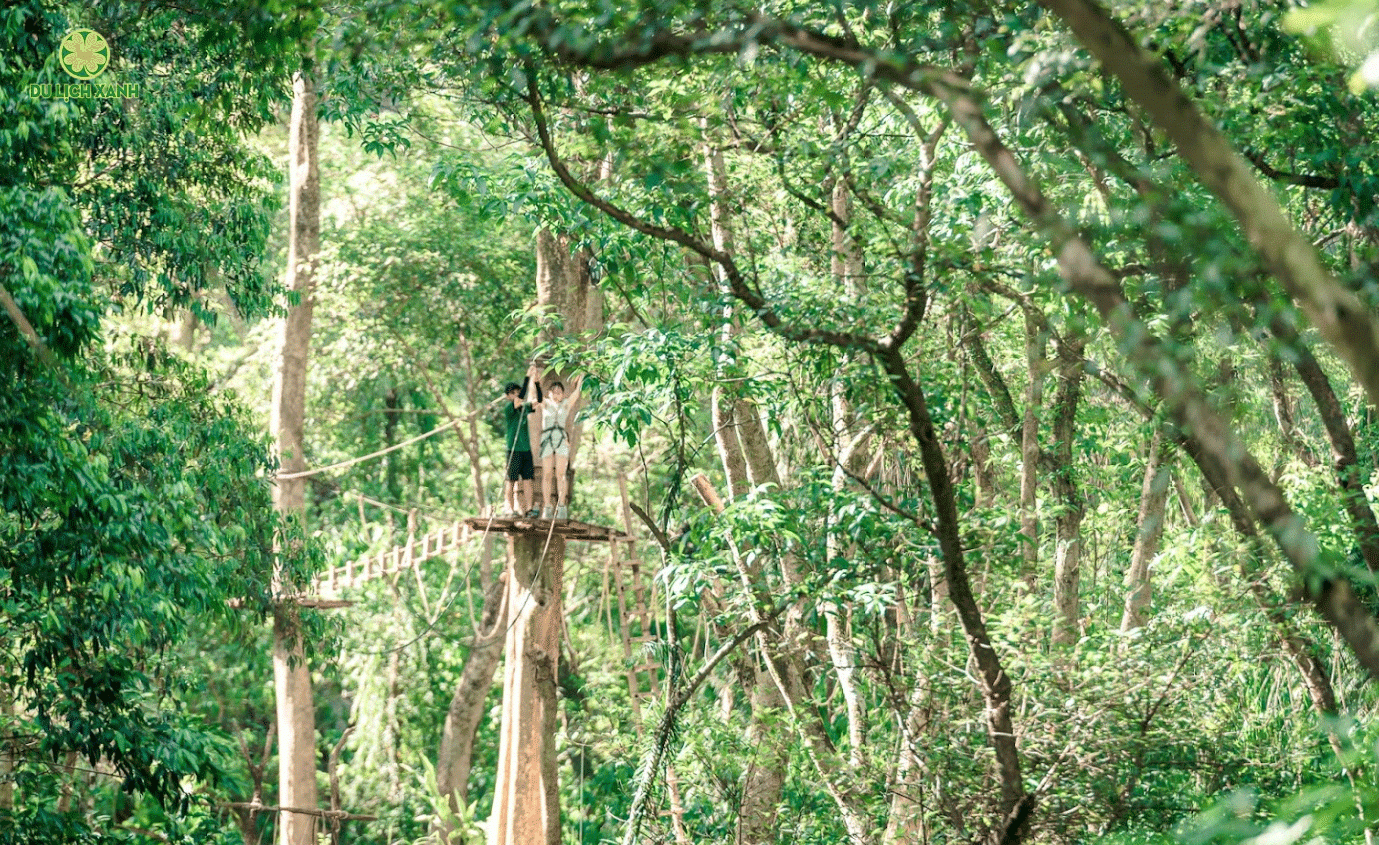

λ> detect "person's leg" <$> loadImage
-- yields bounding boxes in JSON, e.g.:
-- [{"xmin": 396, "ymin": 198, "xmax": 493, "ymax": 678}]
[
  {"xmin": 554, "ymin": 452, "xmax": 569, "ymax": 518},
  {"xmin": 504, "ymin": 451, "xmax": 521, "ymax": 514},
  {"xmin": 554, "ymin": 454, "xmax": 569, "ymax": 504},
  {"xmin": 541, "ymin": 452, "xmax": 556, "ymax": 517},
  {"xmin": 518, "ymin": 451, "xmax": 535, "ymax": 514}
]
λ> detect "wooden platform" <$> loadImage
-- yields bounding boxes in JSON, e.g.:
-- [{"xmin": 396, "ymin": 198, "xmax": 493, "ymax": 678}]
[{"xmin": 462, "ymin": 515, "xmax": 629, "ymax": 542}]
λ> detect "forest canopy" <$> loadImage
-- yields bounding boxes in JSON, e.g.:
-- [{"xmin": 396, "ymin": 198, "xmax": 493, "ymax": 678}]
[{"xmin": 6, "ymin": 1, "xmax": 1379, "ymax": 844}]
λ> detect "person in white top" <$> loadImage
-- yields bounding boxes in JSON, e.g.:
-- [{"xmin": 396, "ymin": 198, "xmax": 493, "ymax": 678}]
[{"xmin": 535, "ymin": 370, "xmax": 582, "ymax": 520}]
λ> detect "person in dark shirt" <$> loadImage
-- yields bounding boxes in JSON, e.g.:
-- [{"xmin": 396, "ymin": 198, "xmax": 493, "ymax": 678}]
[{"xmin": 501, "ymin": 369, "xmax": 541, "ymax": 517}]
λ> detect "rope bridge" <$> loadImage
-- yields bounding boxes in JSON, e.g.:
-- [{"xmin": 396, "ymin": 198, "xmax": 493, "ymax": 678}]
[{"xmin": 314, "ymin": 518, "xmax": 472, "ymax": 599}]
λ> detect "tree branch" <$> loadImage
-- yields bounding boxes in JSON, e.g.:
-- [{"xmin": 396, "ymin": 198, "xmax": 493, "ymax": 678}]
[
  {"xmin": 935, "ymin": 68, "xmax": 1379, "ymax": 679},
  {"xmin": 0, "ymin": 282, "xmax": 67, "ymax": 382},
  {"xmin": 523, "ymin": 71, "xmax": 883, "ymax": 354},
  {"xmin": 1037, "ymin": 0, "xmax": 1379, "ymax": 411},
  {"xmin": 1244, "ymin": 150, "xmax": 1339, "ymax": 190}
]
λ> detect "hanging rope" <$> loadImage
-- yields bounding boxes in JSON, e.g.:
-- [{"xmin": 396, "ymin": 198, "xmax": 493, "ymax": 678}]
[{"xmin": 277, "ymin": 416, "xmax": 474, "ymax": 480}]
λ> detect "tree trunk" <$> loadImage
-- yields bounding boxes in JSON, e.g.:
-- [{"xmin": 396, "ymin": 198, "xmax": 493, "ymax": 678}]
[
  {"xmin": 966, "ymin": 316, "xmax": 1021, "ymax": 443},
  {"xmin": 700, "ymin": 136, "xmax": 794, "ymax": 841},
  {"xmin": 489, "ymin": 226, "xmax": 599, "ymax": 845},
  {"xmin": 970, "ymin": 431, "xmax": 996, "ymax": 508},
  {"xmin": 878, "ymin": 352, "xmax": 1028, "ymax": 831},
  {"xmin": 822, "ymin": 177, "xmax": 870, "ymax": 767},
  {"xmin": 488, "ymin": 535, "xmax": 563, "ymax": 845},
  {"xmin": 436, "ymin": 565, "xmax": 507, "ymax": 833},
  {"xmin": 1121, "ymin": 429, "xmax": 1171, "ymax": 631},
  {"xmin": 882, "ymin": 671, "xmax": 932, "ymax": 845},
  {"xmin": 737, "ymin": 666, "xmax": 788, "ymax": 845},
  {"xmin": 1276, "ymin": 319, "xmax": 1379, "ymax": 573},
  {"xmin": 1019, "ymin": 315, "xmax": 1046, "ymax": 581},
  {"xmin": 706, "ymin": 141, "xmax": 877, "ymax": 838},
  {"xmin": 1050, "ymin": 334, "xmax": 1085, "ymax": 647},
  {"xmin": 0, "ymin": 688, "xmax": 12, "ymax": 811},
  {"xmin": 270, "ymin": 68, "xmax": 320, "ymax": 845},
  {"xmin": 1267, "ymin": 356, "xmax": 1315, "ymax": 470},
  {"xmin": 705, "ymin": 138, "xmax": 750, "ymax": 502},
  {"xmin": 534, "ymin": 228, "xmax": 601, "ymax": 340},
  {"xmin": 383, "ymin": 387, "xmax": 402, "ymax": 507}
]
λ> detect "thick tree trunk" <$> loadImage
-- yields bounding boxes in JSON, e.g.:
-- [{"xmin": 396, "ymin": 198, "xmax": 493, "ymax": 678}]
[
  {"xmin": 489, "ymin": 221, "xmax": 600, "ymax": 845},
  {"xmin": 1121, "ymin": 429, "xmax": 1171, "ymax": 631},
  {"xmin": 489, "ymin": 535, "xmax": 563, "ymax": 845},
  {"xmin": 534, "ymin": 228, "xmax": 600, "ymax": 502},
  {"xmin": 535, "ymin": 229, "xmax": 601, "ymax": 341},
  {"xmin": 271, "ymin": 69, "xmax": 320, "ymax": 845},
  {"xmin": 436, "ymin": 555, "xmax": 506, "ymax": 828},
  {"xmin": 1050, "ymin": 335, "xmax": 1085, "ymax": 646},
  {"xmin": 737, "ymin": 666, "xmax": 788, "ymax": 845}
]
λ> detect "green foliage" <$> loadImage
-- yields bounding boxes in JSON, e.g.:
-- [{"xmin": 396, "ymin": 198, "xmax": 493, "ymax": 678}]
[
  {"xmin": 1, "ymin": 0, "xmax": 290, "ymax": 840},
  {"xmin": 1286, "ymin": 0, "xmax": 1379, "ymax": 94},
  {"xmin": 10, "ymin": 1, "xmax": 1379, "ymax": 844}
]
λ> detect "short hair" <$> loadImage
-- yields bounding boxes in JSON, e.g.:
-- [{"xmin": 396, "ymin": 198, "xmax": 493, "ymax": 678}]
[
  {"xmin": 504, "ymin": 382, "xmax": 522, "ymax": 394},
  {"xmin": 550, "ymin": 381, "xmax": 564, "ymax": 391}
]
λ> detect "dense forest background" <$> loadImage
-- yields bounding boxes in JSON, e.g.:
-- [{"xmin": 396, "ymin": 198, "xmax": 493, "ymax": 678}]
[{"xmin": 8, "ymin": 0, "xmax": 1379, "ymax": 843}]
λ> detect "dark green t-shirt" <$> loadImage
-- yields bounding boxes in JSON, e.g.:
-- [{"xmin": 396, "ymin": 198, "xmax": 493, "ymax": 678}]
[{"xmin": 504, "ymin": 402, "xmax": 532, "ymax": 453}]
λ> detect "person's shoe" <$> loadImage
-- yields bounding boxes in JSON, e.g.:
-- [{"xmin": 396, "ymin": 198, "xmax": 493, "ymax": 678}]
[
  {"xmin": 555, "ymin": 505, "xmax": 569, "ymax": 521},
  {"xmin": 525, "ymin": 508, "xmax": 541, "ymax": 518},
  {"xmin": 541, "ymin": 506, "xmax": 554, "ymax": 519},
  {"xmin": 507, "ymin": 510, "xmax": 521, "ymax": 518}
]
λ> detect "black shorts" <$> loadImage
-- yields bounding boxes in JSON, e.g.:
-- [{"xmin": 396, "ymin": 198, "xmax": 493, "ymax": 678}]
[{"xmin": 506, "ymin": 449, "xmax": 535, "ymax": 482}]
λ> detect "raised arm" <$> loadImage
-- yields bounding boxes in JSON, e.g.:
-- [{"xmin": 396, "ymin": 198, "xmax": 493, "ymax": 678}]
[{"xmin": 522, "ymin": 364, "xmax": 543, "ymax": 405}]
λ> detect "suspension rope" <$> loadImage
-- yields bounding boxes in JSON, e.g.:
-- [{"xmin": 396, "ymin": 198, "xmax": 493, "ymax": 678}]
[{"xmin": 277, "ymin": 414, "xmax": 478, "ymax": 480}]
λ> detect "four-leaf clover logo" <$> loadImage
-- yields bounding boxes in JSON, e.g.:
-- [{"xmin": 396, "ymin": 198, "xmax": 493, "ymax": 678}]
[{"xmin": 59, "ymin": 29, "xmax": 110, "ymax": 81}]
